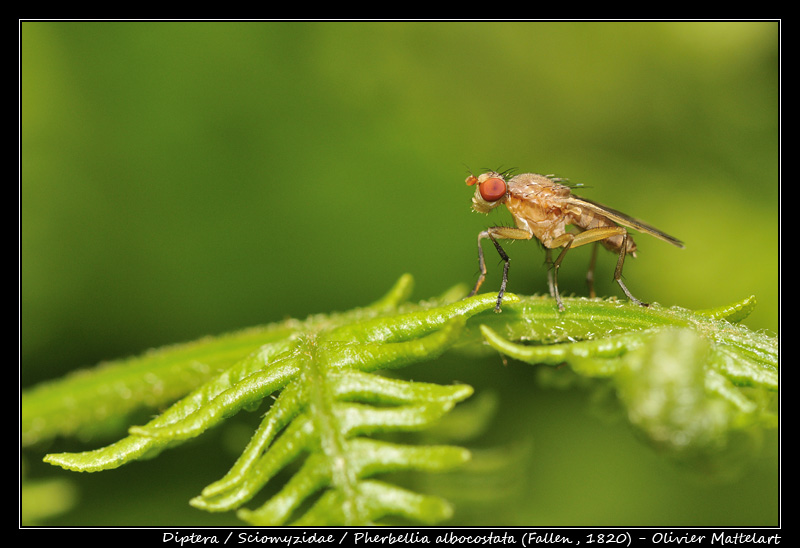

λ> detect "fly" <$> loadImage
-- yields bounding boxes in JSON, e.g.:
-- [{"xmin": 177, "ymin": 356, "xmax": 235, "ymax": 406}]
[{"xmin": 466, "ymin": 170, "xmax": 684, "ymax": 312}]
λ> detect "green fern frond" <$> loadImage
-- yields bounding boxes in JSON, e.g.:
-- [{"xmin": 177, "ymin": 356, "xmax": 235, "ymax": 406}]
[
  {"xmin": 22, "ymin": 275, "xmax": 778, "ymax": 525},
  {"xmin": 21, "ymin": 274, "xmax": 418, "ymax": 449},
  {"xmin": 35, "ymin": 276, "xmax": 512, "ymax": 525},
  {"xmin": 475, "ymin": 295, "xmax": 777, "ymax": 474}
]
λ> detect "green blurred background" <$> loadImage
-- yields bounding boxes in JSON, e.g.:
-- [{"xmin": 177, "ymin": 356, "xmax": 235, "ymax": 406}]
[{"xmin": 21, "ymin": 21, "xmax": 779, "ymax": 526}]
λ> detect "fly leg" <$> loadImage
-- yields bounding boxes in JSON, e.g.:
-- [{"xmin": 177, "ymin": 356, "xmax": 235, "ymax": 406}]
[
  {"xmin": 489, "ymin": 236, "xmax": 510, "ymax": 312},
  {"xmin": 545, "ymin": 248, "xmax": 556, "ymax": 299},
  {"xmin": 548, "ymin": 226, "xmax": 638, "ymax": 310},
  {"xmin": 550, "ymin": 237, "xmax": 575, "ymax": 311},
  {"xmin": 467, "ymin": 230, "xmax": 508, "ymax": 304},
  {"xmin": 468, "ymin": 227, "xmax": 532, "ymax": 312},
  {"xmin": 613, "ymin": 232, "xmax": 647, "ymax": 307},
  {"xmin": 468, "ymin": 230, "xmax": 490, "ymax": 297},
  {"xmin": 586, "ymin": 242, "xmax": 599, "ymax": 299}
]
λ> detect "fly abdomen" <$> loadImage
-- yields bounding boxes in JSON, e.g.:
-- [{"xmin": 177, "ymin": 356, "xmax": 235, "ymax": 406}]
[{"xmin": 576, "ymin": 208, "xmax": 637, "ymax": 255}]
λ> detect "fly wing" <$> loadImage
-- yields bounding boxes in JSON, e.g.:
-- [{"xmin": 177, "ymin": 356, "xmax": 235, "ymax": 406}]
[{"xmin": 568, "ymin": 195, "xmax": 684, "ymax": 248}]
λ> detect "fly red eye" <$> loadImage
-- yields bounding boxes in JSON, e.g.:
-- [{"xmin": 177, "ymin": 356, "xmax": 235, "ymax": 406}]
[{"xmin": 479, "ymin": 177, "xmax": 506, "ymax": 202}]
